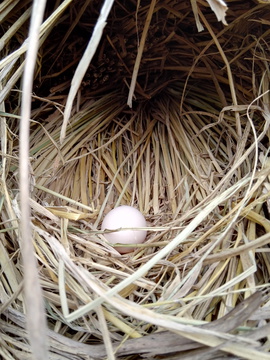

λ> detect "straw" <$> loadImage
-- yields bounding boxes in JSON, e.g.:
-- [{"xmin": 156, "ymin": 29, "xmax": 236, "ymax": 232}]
[{"xmin": 1, "ymin": 1, "xmax": 270, "ymax": 359}]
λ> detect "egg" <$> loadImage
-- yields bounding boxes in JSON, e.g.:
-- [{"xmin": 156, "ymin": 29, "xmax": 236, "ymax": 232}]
[{"xmin": 101, "ymin": 205, "xmax": 147, "ymax": 254}]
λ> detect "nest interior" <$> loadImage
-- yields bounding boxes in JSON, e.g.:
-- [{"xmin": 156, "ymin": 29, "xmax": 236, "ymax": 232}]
[{"xmin": 1, "ymin": 0, "xmax": 270, "ymax": 359}]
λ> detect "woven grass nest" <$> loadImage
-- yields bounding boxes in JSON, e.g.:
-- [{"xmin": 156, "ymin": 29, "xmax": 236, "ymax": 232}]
[{"xmin": 1, "ymin": 0, "xmax": 270, "ymax": 359}]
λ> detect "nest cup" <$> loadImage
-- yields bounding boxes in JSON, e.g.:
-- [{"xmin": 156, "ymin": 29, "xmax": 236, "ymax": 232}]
[{"xmin": 1, "ymin": 1, "xmax": 270, "ymax": 359}]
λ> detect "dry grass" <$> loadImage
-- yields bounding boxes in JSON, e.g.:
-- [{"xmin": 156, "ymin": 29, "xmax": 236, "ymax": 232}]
[{"xmin": 1, "ymin": 0, "xmax": 270, "ymax": 359}]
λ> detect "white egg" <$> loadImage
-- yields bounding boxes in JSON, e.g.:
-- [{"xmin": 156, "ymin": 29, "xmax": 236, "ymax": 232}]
[{"xmin": 101, "ymin": 205, "xmax": 147, "ymax": 254}]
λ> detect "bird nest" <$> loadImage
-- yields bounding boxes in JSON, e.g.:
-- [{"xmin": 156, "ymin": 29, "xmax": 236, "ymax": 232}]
[{"xmin": 1, "ymin": 1, "xmax": 270, "ymax": 359}]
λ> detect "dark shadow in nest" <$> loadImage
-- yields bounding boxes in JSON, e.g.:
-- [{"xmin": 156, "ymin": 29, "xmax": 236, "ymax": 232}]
[
  {"xmin": 32, "ymin": 0, "xmax": 227, "ymax": 104},
  {"xmin": 30, "ymin": 0, "xmax": 268, "ymax": 124}
]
